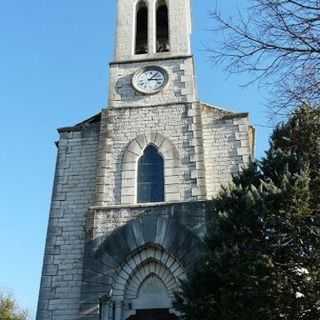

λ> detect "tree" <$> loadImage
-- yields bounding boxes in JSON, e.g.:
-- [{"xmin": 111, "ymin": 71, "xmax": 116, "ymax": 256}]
[
  {"xmin": 209, "ymin": 0, "xmax": 320, "ymax": 114},
  {"xmin": 262, "ymin": 106, "xmax": 320, "ymax": 212},
  {"xmin": 0, "ymin": 291, "xmax": 29, "ymax": 320},
  {"xmin": 175, "ymin": 107, "xmax": 320, "ymax": 320}
]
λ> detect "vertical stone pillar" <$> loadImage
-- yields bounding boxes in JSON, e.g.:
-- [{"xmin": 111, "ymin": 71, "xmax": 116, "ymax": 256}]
[
  {"xmin": 115, "ymin": 301, "xmax": 123, "ymax": 320},
  {"xmin": 149, "ymin": 0, "xmax": 156, "ymax": 54},
  {"xmin": 102, "ymin": 302, "xmax": 110, "ymax": 320}
]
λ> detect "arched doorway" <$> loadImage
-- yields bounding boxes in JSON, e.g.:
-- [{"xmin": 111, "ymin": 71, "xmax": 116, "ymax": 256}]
[
  {"xmin": 132, "ymin": 274, "xmax": 171, "ymax": 310},
  {"xmin": 127, "ymin": 275, "xmax": 178, "ymax": 320},
  {"xmin": 108, "ymin": 245, "xmax": 185, "ymax": 320}
]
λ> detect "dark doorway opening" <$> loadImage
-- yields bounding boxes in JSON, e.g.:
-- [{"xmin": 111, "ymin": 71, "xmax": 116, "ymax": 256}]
[{"xmin": 128, "ymin": 309, "xmax": 178, "ymax": 320}]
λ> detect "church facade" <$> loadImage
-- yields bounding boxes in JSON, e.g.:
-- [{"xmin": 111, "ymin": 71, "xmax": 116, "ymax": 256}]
[{"xmin": 36, "ymin": 1, "xmax": 255, "ymax": 319}]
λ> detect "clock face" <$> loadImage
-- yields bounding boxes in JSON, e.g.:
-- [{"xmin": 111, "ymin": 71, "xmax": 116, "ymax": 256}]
[{"xmin": 132, "ymin": 66, "xmax": 168, "ymax": 94}]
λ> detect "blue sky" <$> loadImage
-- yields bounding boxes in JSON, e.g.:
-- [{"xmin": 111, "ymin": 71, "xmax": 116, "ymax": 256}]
[{"xmin": 0, "ymin": 0, "xmax": 272, "ymax": 318}]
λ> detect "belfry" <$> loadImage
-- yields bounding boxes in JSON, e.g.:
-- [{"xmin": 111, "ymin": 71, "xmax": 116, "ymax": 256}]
[{"xmin": 36, "ymin": 1, "xmax": 255, "ymax": 319}]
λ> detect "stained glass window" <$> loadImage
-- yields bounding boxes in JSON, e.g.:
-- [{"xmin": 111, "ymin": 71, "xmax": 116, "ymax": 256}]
[{"xmin": 137, "ymin": 145, "xmax": 164, "ymax": 203}]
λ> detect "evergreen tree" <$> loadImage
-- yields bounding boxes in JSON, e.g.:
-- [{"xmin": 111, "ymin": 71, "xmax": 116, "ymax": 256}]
[
  {"xmin": 263, "ymin": 106, "xmax": 320, "ymax": 213},
  {"xmin": 176, "ymin": 107, "xmax": 320, "ymax": 320}
]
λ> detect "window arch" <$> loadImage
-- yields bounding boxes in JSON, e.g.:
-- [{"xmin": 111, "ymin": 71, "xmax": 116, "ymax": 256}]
[
  {"xmin": 137, "ymin": 145, "xmax": 164, "ymax": 203},
  {"xmin": 156, "ymin": 0, "xmax": 169, "ymax": 52},
  {"xmin": 135, "ymin": 1, "xmax": 148, "ymax": 55}
]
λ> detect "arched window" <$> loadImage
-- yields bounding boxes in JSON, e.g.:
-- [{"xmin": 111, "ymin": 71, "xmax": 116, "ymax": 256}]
[
  {"xmin": 156, "ymin": 0, "xmax": 169, "ymax": 52},
  {"xmin": 135, "ymin": 1, "xmax": 148, "ymax": 55},
  {"xmin": 137, "ymin": 145, "xmax": 164, "ymax": 203}
]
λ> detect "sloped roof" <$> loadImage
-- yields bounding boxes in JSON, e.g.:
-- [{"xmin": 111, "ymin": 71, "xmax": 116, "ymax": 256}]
[
  {"xmin": 200, "ymin": 102, "xmax": 249, "ymax": 120},
  {"xmin": 57, "ymin": 112, "xmax": 101, "ymax": 133}
]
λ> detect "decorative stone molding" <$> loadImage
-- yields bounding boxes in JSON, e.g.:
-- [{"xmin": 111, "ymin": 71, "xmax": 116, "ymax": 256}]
[
  {"xmin": 113, "ymin": 246, "xmax": 185, "ymax": 300},
  {"xmin": 80, "ymin": 211, "xmax": 206, "ymax": 319},
  {"xmin": 121, "ymin": 132, "xmax": 181, "ymax": 204},
  {"xmin": 111, "ymin": 244, "xmax": 185, "ymax": 320}
]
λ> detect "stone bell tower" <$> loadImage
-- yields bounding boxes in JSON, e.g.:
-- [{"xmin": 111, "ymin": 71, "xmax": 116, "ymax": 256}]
[
  {"xmin": 36, "ymin": 0, "xmax": 255, "ymax": 319},
  {"xmin": 108, "ymin": 0, "xmax": 196, "ymax": 111}
]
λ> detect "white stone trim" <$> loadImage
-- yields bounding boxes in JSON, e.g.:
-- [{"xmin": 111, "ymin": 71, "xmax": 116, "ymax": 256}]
[
  {"xmin": 121, "ymin": 132, "xmax": 181, "ymax": 204},
  {"xmin": 133, "ymin": 0, "xmax": 149, "ymax": 56},
  {"xmin": 155, "ymin": 0, "xmax": 170, "ymax": 54},
  {"xmin": 109, "ymin": 245, "xmax": 185, "ymax": 320},
  {"xmin": 112, "ymin": 246, "xmax": 185, "ymax": 300}
]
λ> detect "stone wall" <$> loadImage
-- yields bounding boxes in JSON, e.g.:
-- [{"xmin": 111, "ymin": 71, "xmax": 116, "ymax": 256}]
[
  {"xmin": 80, "ymin": 201, "xmax": 207, "ymax": 320},
  {"xmin": 95, "ymin": 102, "xmax": 200, "ymax": 206},
  {"xmin": 200, "ymin": 104, "xmax": 254, "ymax": 197},
  {"xmin": 108, "ymin": 57, "xmax": 196, "ymax": 108},
  {"xmin": 36, "ymin": 122, "xmax": 100, "ymax": 320},
  {"xmin": 89, "ymin": 201, "xmax": 207, "ymax": 240},
  {"xmin": 36, "ymin": 0, "xmax": 256, "ymax": 318},
  {"xmin": 115, "ymin": 0, "xmax": 191, "ymax": 61},
  {"xmin": 36, "ymin": 102, "xmax": 254, "ymax": 320},
  {"xmin": 95, "ymin": 102, "xmax": 254, "ymax": 207}
]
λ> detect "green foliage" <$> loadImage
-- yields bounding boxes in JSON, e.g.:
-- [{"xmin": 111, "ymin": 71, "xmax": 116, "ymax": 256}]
[
  {"xmin": 176, "ymin": 107, "xmax": 320, "ymax": 320},
  {"xmin": 263, "ymin": 106, "xmax": 320, "ymax": 213},
  {"xmin": 0, "ymin": 292, "xmax": 29, "ymax": 320}
]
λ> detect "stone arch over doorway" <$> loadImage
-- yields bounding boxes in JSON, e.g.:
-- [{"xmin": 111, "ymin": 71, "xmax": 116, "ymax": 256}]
[
  {"xmin": 80, "ymin": 212, "xmax": 206, "ymax": 319},
  {"xmin": 121, "ymin": 132, "xmax": 181, "ymax": 204},
  {"xmin": 110, "ymin": 244, "xmax": 185, "ymax": 320}
]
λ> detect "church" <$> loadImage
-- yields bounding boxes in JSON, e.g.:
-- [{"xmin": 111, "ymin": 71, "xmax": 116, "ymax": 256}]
[{"xmin": 36, "ymin": 1, "xmax": 255, "ymax": 319}]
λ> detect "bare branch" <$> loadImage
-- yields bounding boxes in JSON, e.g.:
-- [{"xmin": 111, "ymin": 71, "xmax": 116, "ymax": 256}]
[{"xmin": 208, "ymin": 0, "xmax": 320, "ymax": 115}]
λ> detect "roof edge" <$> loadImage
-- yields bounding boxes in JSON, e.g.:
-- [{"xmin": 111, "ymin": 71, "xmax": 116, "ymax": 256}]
[
  {"xmin": 57, "ymin": 112, "xmax": 102, "ymax": 133},
  {"xmin": 200, "ymin": 101, "xmax": 249, "ymax": 119}
]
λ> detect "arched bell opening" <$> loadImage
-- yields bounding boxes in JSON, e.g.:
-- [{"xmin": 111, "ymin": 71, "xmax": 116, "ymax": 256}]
[
  {"xmin": 156, "ymin": 0, "xmax": 170, "ymax": 53},
  {"xmin": 135, "ymin": 1, "xmax": 149, "ymax": 54}
]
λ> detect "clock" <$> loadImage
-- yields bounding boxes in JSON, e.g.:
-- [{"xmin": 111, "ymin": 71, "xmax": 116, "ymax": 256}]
[{"xmin": 132, "ymin": 66, "xmax": 168, "ymax": 94}]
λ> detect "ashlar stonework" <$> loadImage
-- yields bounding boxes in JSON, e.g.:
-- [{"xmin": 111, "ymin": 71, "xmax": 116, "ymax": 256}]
[{"xmin": 36, "ymin": 1, "xmax": 255, "ymax": 319}]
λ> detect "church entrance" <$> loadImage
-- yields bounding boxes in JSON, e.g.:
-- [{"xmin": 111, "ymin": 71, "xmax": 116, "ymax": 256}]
[
  {"xmin": 107, "ymin": 245, "xmax": 187, "ymax": 320},
  {"xmin": 127, "ymin": 309, "xmax": 179, "ymax": 320}
]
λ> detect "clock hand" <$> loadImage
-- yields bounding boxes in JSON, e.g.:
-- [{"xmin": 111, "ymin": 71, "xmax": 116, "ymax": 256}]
[
  {"xmin": 148, "ymin": 76, "xmax": 162, "ymax": 81},
  {"xmin": 148, "ymin": 74, "xmax": 162, "ymax": 81}
]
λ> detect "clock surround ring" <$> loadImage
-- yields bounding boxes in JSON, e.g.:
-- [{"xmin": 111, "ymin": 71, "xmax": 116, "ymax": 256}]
[{"xmin": 132, "ymin": 65, "xmax": 169, "ymax": 95}]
